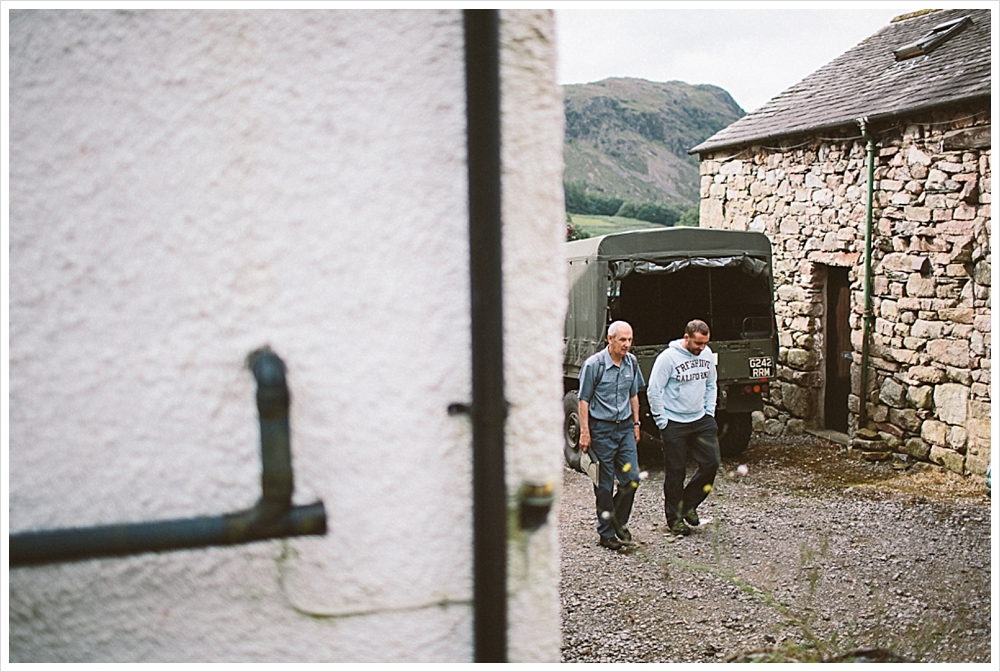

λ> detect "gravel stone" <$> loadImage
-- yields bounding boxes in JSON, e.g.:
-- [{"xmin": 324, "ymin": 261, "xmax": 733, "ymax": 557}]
[{"xmin": 558, "ymin": 435, "xmax": 992, "ymax": 663}]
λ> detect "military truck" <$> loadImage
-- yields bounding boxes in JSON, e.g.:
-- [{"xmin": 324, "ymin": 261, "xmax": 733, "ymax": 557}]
[{"xmin": 563, "ymin": 227, "xmax": 776, "ymax": 469}]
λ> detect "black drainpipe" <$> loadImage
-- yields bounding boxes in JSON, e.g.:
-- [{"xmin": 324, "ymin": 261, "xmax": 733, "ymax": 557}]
[{"xmin": 463, "ymin": 8, "xmax": 507, "ymax": 664}]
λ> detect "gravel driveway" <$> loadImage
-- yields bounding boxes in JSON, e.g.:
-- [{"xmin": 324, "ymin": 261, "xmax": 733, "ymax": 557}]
[{"xmin": 558, "ymin": 434, "xmax": 992, "ymax": 663}]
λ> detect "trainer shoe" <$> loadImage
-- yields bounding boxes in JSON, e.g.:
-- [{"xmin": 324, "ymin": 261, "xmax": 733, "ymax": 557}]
[
  {"xmin": 683, "ymin": 509, "xmax": 700, "ymax": 528},
  {"xmin": 668, "ymin": 521, "xmax": 692, "ymax": 537},
  {"xmin": 617, "ymin": 527, "xmax": 632, "ymax": 543},
  {"xmin": 599, "ymin": 536, "xmax": 623, "ymax": 550}
]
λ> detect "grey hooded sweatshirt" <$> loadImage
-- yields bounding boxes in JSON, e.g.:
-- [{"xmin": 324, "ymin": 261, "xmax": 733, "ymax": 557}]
[{"xmin": 647, "ymin": 338, "xmax": 718, "ymax": 428}]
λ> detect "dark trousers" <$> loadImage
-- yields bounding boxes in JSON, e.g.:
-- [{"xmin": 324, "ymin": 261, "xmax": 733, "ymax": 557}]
[
  {"xmin": 659, "ymin": 414, "xmax": 720, "ymax": 527},
  {"xmin": 587, "ymin": 418, "xmax": 640, "ymax": 539}
]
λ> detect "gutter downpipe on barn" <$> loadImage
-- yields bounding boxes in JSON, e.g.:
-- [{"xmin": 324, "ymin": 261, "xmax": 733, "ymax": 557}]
[
  {"xmin": 463, "ymin": 9, "xmax": 508, "ymax": 663},
  {"xmin": 857, "ymin": 118, "xmax": 876, "ymax": 427}
]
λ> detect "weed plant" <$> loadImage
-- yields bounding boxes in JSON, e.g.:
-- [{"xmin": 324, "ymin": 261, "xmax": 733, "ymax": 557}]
[{"xmin": 627, "ymin": 468, "xmax": 968, "ymax": 662}]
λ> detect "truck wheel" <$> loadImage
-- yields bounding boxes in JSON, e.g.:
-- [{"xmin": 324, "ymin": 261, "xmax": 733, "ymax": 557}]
[
  {"xmin": 716, "ymin": 410, "xmax": 752, "ymax": 458},
  {"xmin": 563, "ymin": 390, "xmax": 583, "ymax": 471}
]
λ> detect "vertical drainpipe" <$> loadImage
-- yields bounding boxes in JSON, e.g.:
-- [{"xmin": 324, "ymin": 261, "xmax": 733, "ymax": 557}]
[
  {"xmin": 857, "ymin": 118, "xmax": 876, "ymax": 427},
  {"xmin": 463, "ymin": 9, "xmax": 507, "ymax": 663}
]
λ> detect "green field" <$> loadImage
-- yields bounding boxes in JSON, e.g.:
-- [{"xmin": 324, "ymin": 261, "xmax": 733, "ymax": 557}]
[{"xmin": 568, "ymin": 214, "xmax": 667, "ymax": 238}]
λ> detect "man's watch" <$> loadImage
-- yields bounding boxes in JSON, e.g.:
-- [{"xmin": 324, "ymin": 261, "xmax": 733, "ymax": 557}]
[{"xmin": 633, "ymin": 421, "xmax": 640, "ymax": 426}]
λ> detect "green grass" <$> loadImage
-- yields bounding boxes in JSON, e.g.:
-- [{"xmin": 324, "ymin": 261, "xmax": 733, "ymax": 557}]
[{"xmin": 568, "ymin": 213, "xmax": 666, "ymax": 238}]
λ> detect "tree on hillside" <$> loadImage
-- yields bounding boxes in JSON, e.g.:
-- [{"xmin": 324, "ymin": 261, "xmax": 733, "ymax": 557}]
[
  {"xmin": 564, "ymin": 180, "xmax": 623, "ymax": 216},
  {"xmin": 615, "ymin": 201, "xmax": 684, "ymax": 226},
  {"xmin": 678, "ymin": 206, "xmax": 700, "ymax": 227}
]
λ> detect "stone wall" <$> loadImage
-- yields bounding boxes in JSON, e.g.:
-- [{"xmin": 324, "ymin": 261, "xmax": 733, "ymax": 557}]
[{"xmin": 698, "ymin": 107, "xmax": 991, "ymax": 476}]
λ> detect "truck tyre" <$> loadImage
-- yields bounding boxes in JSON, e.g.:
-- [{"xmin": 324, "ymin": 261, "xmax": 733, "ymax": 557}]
[
  {"xmin": 563, "ymin": 390, "xmax": 583, "ymax": 471},
  {"xmin": 716, "ymin": 409, "xmax": 752, "ymax": 458}
]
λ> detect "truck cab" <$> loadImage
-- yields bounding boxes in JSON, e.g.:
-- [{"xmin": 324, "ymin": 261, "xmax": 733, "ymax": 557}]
[{"xmin": 563, "ymin": 227, "xmax": 776, "ymax": 469}]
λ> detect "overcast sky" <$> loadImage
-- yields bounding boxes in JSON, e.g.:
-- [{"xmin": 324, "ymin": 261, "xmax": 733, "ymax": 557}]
[{"xmin": 554, "ymin": 5, "xmax": 931, "ymax": 113}]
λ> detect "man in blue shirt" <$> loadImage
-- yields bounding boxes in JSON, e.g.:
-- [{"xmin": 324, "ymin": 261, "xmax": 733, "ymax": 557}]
[
  {"xmin": 646, "ymin": 319, "xmax": 719, "ymax": 537},
  {"xmin": 578, "ymin": 321, "xmax": 644, "ymax": 550}
]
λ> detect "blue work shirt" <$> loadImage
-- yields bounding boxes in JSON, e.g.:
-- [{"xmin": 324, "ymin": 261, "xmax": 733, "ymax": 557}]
[{"xmin": 578, "ymin": 348, "xmax": 644, "ymax": 422}]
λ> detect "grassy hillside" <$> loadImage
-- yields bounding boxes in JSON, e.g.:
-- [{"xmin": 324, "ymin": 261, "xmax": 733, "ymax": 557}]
[
  {"xmin": 568, "ymin": 214, "xmax": 665, "ymax": 238},
  {"xmin": 564, "ymin": 77, "xmax": 744, "ymax": 214},
  {"xmin": 567, "ymin": 213, "xmax": 700, "ymax": 240}
]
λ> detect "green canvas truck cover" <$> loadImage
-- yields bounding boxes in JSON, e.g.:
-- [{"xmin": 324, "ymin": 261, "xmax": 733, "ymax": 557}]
[{"xmin": 565, "ymin": 227, "xmax": 772, "ymax": 374}]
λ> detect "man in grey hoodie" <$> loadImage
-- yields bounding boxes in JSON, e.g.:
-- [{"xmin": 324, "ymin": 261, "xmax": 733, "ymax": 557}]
[{"xmin": 646, "ymin": 319, "xmax": 720, "ymax": 537}]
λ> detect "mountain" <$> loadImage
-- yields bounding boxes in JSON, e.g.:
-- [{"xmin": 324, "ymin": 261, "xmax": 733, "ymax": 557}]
[{"xmin": 564, "ymin": 78, "xmax": 745, "ymax": 212}]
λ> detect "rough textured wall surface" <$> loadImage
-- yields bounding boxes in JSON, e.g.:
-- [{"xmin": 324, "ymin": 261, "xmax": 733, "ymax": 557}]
[
  {"xmin": 8, "ymin": 9, "xmax": 564, "ymax": 662},
  {"xmin": 698, "ymin": 108, "xmax": 991, "ymax": 477},
  {"xmin": 498, "ymin": 9, "xmax": 567, "ymax": 663}
]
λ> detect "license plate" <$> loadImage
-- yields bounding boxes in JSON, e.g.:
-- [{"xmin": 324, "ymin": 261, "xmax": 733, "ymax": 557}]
[{"xmin": 748, "ymin": 356, "xmax": 773, "ymax": 378}]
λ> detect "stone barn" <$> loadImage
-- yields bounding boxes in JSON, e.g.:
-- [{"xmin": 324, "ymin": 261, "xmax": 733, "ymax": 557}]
[{"xmin": 690, "ymin": 9, "xmax": 991, "ymax": 477}]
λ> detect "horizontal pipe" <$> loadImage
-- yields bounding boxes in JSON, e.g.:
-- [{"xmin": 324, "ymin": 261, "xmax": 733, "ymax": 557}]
[
  {"xmin": 9, "ymin": 502, "xmax": 327, "ymax": 568},
  {"xmin": 8, "ymin": 347, "xmax": 327, "ymax": 568}
]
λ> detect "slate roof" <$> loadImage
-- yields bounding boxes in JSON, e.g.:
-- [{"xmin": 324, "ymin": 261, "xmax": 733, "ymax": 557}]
[{"xmin": 690, "ymin": 8, "xmax": 992, "ymax": 155}]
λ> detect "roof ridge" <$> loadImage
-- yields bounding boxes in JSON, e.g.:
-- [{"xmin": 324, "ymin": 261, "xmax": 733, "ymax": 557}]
[
  {"xmin": 890, "ymin": 9, "xmax": 942, "ymax": 24},
  {"xmin": 691, "ymin": 8, "xmax": 991, "ymax": 155}
]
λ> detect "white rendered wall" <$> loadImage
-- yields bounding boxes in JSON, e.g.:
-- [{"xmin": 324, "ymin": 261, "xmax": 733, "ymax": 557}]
[{"xmin": 7, "ymin": 9, "xmax": 565, "ymax": 662}]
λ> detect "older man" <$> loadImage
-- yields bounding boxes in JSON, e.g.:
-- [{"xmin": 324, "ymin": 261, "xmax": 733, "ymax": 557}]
[{"xmin": 578, "ymin": 320, "xmax": 644, "ymax": 550}]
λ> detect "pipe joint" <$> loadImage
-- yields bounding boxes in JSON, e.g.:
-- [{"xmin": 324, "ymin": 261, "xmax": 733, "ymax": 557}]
[{"xmin": 9, "ymin": 348, "xmax": 326, "ymax": 567}]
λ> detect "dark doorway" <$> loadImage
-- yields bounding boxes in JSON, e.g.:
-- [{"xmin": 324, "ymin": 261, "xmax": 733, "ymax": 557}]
[{"xmin": 825, "ymin": 266, "xmax": 851, "ymax": 433}]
